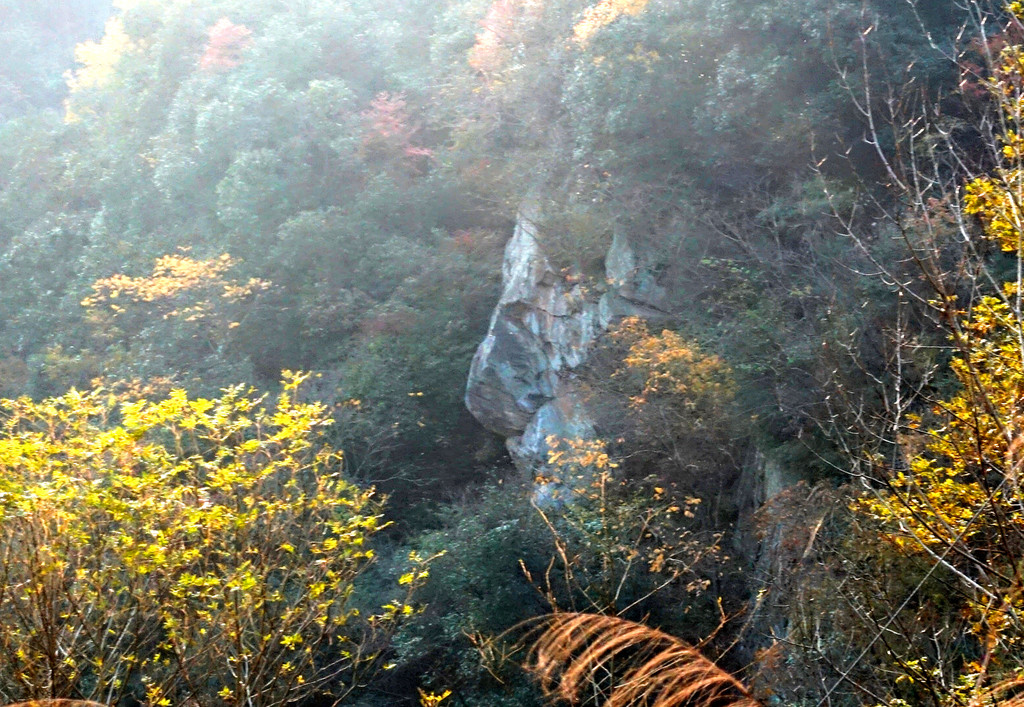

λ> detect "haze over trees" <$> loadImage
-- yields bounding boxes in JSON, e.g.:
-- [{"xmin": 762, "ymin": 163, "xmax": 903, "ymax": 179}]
[{"xmin": 0, "ymin": 0, "xmax": 1019, "ymax": 705}]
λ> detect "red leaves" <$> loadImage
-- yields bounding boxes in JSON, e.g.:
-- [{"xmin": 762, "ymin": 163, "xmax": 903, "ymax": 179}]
[
  {"xmin": 361, "ymin": 92, "xmax": 434, "ymax": 170},
  {"xmin": 199, "ymin": 18, "xmax": 252, "ymax": 71},
  {"xmin": 365, "ymin": 91, "xmax": 415, "ymax": 142}
]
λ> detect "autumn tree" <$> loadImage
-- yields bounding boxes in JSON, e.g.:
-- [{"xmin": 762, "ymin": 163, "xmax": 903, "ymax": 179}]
[
  {"xmin": 593, "ymin": 317, "xmax": 738, "ymax": 491},
  {"xmin": 199, "ymin": 18, "xmax": 252, "ymax": 71},
  {"xmin": 806, "ymin": 3, "xmax": 1024, "ymax": 703},
  {"xmin": 72, "ymin": 252, "xmax": 270, "ymax": 392}
]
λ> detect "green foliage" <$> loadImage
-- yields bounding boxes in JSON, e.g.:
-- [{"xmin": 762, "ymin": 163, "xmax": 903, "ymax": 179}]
[
  {"xmin": 0, "ymin": 1, "xmax": 1000, "ymax": 704},
  {"xmin": 0, "ymin": 0, "xmax": 110, "ymax": 120},
  {"xmin": 746, "ymin": 484, "xmax": 968, "ymax": 706},
  {"xmin": 538, "ymin": 437, "xmax": 726, "ymax": 625},
  {"xmin": 387, "ymin": 481, "xmax": 551, "ymax": 704},
  {"xmin": 391, "ymin": 456, "xmax": 729, "ymax": 704}
]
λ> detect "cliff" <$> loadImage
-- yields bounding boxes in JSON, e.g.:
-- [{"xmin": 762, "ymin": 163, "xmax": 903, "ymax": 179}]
[{"xmin": 465, "ymin": 207, "xmax": 668, "ymax": 470}]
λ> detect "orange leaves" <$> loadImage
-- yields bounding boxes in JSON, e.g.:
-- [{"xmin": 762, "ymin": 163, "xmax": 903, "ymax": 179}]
[
  {"xmin": 536, "ymin": 434, "xmax": 721, "ymax": 611},
  {"xmin": 963, "ymin": 172, "xmax": 1024, "ymax": 253},
  {"xmin": 545, "ymin": 435, "xmax": 618, "ymax": 476},
  {"xmin": 962, "ymin": 21, "xmax": 1024, "ymax": 255},
  {"xmin": 468, "ymin": 0, "xmax": 544, "ymax": 75},
  {"xmin": 84, "ymin": 253, "xmax": 233, "ymax": 306},
  {"xmin": 572, "ymin": 0, "xmax": 649, "ymax": 47},
  {"xmin": 469, "ymin": 0, "xmax": 519, "ymax": 74},
  {"xmin": 611, "ymin": 316, "xmax": 734, "ymax": 414},
  {"xmin": 199, "ymin": 18, "xmax": 253, "ymax": 71},
  {"xmin": 863, "ymin": 24, "xmax": 1024, "ymax": 562},
  {"xmin": 857, "ymin": 280, "xmax": 1024, "ymax": 553}
]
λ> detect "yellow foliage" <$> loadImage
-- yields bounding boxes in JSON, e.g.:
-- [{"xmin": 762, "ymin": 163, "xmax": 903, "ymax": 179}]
[
  {"xmin": 81, "ymin": 252, "xmax": 270, "ymax": 323},
  {"xmin": 0, "ymin": 374, "xmax": 394, "ymax": 704},
  {"xmin": 855, "ymin": 283, "xmax": 1024, "ymax": 566},
  {"xmin": 572, "ymin": 0, "xmax": 649, "ymax": 47},
  {"xmin": 855, "ymin": 27, "xmax": 1024, "ymax": 691},
  {"xmin": 611, "ymin": 316, "xmax": 734, "ymax": 414},
  {"xmin": 67, "ymin": 17, "xmax": 134, "ymax": 93},
  {"xmin": 418, "ymin": 688, "xmax": 452, "ymax": 706},
  {"xmin": 537, "ymin": 434, "xmax": 716, "ymax": 611},
  {"xmin": 857, "ymin": 33, "xmax": 1024, "ymax": 555},
  {"xmin": 626, "ymin": 43, "xmax": 661, "ymax": 70},
  {"xmin": 545, "ymin": 434, "xmax": 618, "ymax": 474},
  {"xmin": 64, "ymin": 16, "xmax": 136, "ymax": 122}
]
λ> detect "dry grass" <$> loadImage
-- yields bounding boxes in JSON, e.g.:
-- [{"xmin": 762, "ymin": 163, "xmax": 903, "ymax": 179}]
[
  {"xmin": 3, "ymin": 702, "xmax": 108, "ymax": 707},
  {"xmin": 976, "ymin": 677, "xmax": 1024, "ymax": 706},
  {"xmin": 526, "ymin": 612, "xmax": 760, "ymax": 707}
]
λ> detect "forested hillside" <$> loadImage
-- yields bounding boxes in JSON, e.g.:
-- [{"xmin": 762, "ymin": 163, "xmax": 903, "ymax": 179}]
[{"xmin": 0, "ymin": 0, "xmax": 1018, "ymax": 705}]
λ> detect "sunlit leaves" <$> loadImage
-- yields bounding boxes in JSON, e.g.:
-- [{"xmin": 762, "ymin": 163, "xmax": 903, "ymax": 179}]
[
  {"xmin": 65, "ymin": 17, "xmax": 135, "ymax": 94},
  {"xmin": 545, "ymin": 435, "xmax": 618, "ymax": 473},
  {"xmin": 81, "ymin": 251, "xmax": 270, "ymax": 322},
  {"xmin": 418, "ymin": 687, "xmax": 453, "ymax": 706},
  {"xmin": 612, "ymin": 316, "xmax": 734, "ymax": 417},
  {"xmin": 537, "ymin": 434, "xmax": 720, "ymax": 614},
  {"xmin": 854, "ymin": 25, "xmax": 1024, "ymax": 692},
  {"xmin": 468, "ymin": 0, "xmax": 545, "ymax": 74},
  {"xmin": 0, "ymin": 374, "xmax": 384, "ymax": 705},
  {"xmin": 572, "ymin": 0, "xmax": 649, "ymax": 47}
]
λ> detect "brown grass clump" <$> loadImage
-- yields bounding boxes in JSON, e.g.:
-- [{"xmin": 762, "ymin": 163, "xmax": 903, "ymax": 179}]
[
  {"xmin": 526, "ymin": 612, "xmax": 760, "ymax": 707},
  {"xmin": 4, "ymin": 702, "xmax": 108, "ymax": 707},
  {"xmin": 975, "ymin": 677, "xmax": 1024, "ymax": 706}
]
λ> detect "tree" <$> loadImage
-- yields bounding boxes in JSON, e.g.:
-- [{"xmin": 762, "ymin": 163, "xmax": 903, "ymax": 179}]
[
  {"xmin": 199, "ymin": 18, "xmax": 253, "ymax": 71},
  {"xmin": 0, "ymin": 0, "xmax": 110, "ymax": 121},
  {"xmin": 818, "ymin": 3, "xmax": 1024, "ymax": 703},
  {"xmin": 76, "ymin": 251, "xmax": 271, "ymax": 392}
]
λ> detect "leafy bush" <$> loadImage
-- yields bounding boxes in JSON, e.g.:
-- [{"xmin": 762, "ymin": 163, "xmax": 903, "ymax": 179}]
[{"xmin": 0, "ymin": 373, "xmax": 396, "ymax": 706}]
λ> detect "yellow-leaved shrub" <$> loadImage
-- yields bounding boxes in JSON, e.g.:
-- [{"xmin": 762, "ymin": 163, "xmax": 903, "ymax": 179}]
[{"xmin": 0, "ymin": 373, "xmax": 392, "ymax": 706}]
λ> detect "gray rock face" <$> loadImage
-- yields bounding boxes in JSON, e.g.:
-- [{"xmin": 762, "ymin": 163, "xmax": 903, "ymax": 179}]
[
  {"xmin": 465, "ymin": 209, "xmax": 602, "ymax": 441},
  {"xmin": 465, "ymin": 210, "xmax": 670, "ymax": 468},
  {"xmin": 604, "ymin": 227, "xmax": 638, "ymax": 289},
  {"xmin": 599, "ymin": 227, "xmax": 670, "ymax": 328},
  {"xmin": 506, "ymin": 386, "xmax": 596, "ymax": 468}
]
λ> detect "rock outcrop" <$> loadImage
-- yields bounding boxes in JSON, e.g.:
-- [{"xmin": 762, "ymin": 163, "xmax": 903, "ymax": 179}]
[
  {"xmin": 599, "ymin": 228, "xmax": 669, "ymax": 329},
  {"xmin": 465, "ymin": 208, "xmax": 667, "ymax": 468}
]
